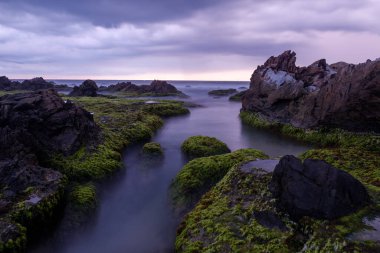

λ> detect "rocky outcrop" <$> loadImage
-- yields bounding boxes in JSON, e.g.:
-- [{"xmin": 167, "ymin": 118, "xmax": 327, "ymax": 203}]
[
  {"xmin": 242, "ymin": 50, "xmax": 380, "ymax": 132},
  {"xmin": 269, "ymin": 155, "xmax": 371, "ymax": 220},
  {"xmin": 100, "ymin": 80, "xmax": 185, "ymax": 96},
  {"xmin": 69, "ymin": 79, "xmax": 98, "ymax": 97},
  {"xmin": 0, "ymin": 89, "xmax": 100, "ymax": 249},
  {"xmin": 0, "ymin": 77, "xmax": 54, "ymax": 91},
  {"xmin": 0, "ymin": 89, "xmax": 100, "ymax": 158}
]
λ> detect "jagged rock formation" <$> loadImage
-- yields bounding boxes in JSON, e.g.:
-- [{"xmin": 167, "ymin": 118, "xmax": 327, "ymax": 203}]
[
  {"xmin": 0, "ymin": 76, "xmax": 54, "ymax": 91},
  {"xmin": 69, "ymin": 79, "xmax": 98, "ymax": 97},
  {"xmin": 269, "ymin": 155, "xmax": 371, "ymax": 220},
  {"xmin": 0, "ymin": 89, "xmax": 100, "ymax": 247},
  {"xmin": 100, "ymin": 80, "xmax": 185, "ymax": 96},
  {"xmin": 242, "ymin": 50, "xmax": 380, "ymax": 132}
]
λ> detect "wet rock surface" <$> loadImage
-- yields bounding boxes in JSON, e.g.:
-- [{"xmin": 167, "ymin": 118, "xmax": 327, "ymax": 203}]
[
  {"xmin": 242, "ymin": 50, "xmax": 380, "ymax": 132},
  {"xmin": 269, "ymin": 155, "xmax": 371, "ymax": 220},
  {"xmin": 0, "ymin": 89, "xmax": 100, "ymax": 248}
]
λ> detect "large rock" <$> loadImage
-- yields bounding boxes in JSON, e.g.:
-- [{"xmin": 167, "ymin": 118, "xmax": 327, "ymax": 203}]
[
  {"xmin": 269, "ymin": 155, "xmax": 371, "ymax": 220},
  {"xmin": 69, "ymin": 79, "xmax": 98, "ymax": 97},
  {"xmin": 0, "ymin": 89, "xmax": 100, "ymax": 159},
  {"xmin": 100, "ymin": 80, "xmax": 184, "ymax": 96},
  {"xmin": 242, "ymin": 50, "xmax": 380, "ymax": 132}
]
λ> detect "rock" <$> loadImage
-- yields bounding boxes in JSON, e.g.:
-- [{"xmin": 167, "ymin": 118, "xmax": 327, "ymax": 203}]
[
  {"xmin": 99, "ymin": 82, "xmax": 141, "ymax": 93},
  {"xmin": 229, "ymin": 90, "xmax": 247, "ymax": 101},
  {"xmin": 0, "ymin": 76, "xmax": 13, "ymax": 90},
  {"xmin": 242, "ymin": 50, "xmax": 380, "ymax": 132},
  {"xmin": 253, "ymin": 210, "xmax": 288, "ymax": 231},
  {"xmin": 142, "ymin": 142, "xmax": 163, "ymax": 155},
  {"xmin": 69, "ymin": 79, "xmax": 98, "ymax": 97},
  {"xmin": 269, "ymin": 155, "xmax": 371, "ymax": 220},
  {"xmin": 181, "ymin": 135, "xmax": 230, "ymax": 159},
  {"xmin": 208, "ymin": 88, "xmax": 237, "ymax": 96},
  {"xmin": 146, "ymin": 80, "xmax": 179, "ymax": 94},
  {"xmin": 19, "ymin": 77, "xmax": 54, "ymax": 90},
  {"xmin": 0, "ymin": 89, "xmax": 100, "ymax": 159},
  {"xmin": 99, "ymin": 80, "xmax": 185, "ymax": 96}
]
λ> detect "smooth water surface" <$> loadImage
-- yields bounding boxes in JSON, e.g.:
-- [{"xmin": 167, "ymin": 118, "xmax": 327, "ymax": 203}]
[{"xmin": 31, "ymin": 81, "xmax": 311, "ymax": 253}]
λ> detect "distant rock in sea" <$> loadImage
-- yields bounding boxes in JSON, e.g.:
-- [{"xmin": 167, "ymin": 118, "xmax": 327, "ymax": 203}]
[
  {"xmin": 242, "ymin": 50, "xmax": 380, "ymax": 132},
  {"xmin": 100, "ymin": 80, "xmax": 186, "ymax": 97},
  {"xmin": 69, "ymin": 79, "xmax": 99, "ymax": 97},
  {"xmin": 0, "ymin": 76, "xmax": 54, "ymax": 91}
]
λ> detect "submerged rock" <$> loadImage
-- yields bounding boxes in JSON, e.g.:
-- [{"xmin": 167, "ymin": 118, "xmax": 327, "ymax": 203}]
[
  {"xmin": 242, "ymin": 50, "xmax": 380, "ymax": 132},
  {"xmin": 269, "ymin": 155, "xmax": 371, "ymax": 220},
  {"xmin": 208, "ymin": 88, "xmax": 237, "ymax": 96},
  {"xmin": 69, "ymin": 79, "xmax": 98, "ymax": 97}
]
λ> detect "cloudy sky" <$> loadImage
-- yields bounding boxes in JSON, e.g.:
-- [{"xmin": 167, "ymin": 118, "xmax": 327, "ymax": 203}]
[{"xmin": 1, "ymin": 0, "xmax": 379, "ymax": 81}]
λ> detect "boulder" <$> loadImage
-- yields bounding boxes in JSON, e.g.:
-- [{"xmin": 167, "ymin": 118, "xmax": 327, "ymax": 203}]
[
  {"xmin": 69, "ymin": 79, "xmax": 98, "ymax": 97},
  {"xmin": 146, "ymin": 80, "xmax": 179, "ymax": 94},
  {"xmin": 208, "ymin": 88, "xmax": 237, "ymax": 96},
  {"xmin": 269, "ymin": 155, "xmax": 371, "ymax": 220},
  {"xmin": 242, "ymin": 50, "xmax": 380, "ymax": 132},
  {"xmin": 18, "ymin": 77, "xmax": 54, "ymax": 90},
  {"xmin": 0, "ymin": 76, "xmax": 13, "ymax": 90},
  {"xmin": 99, "ymin": 81, "xmax": 140, "ymax": 93},
  {"xmin": 0, "ymin": 89, "xmax": 100, "ymax": 159}
]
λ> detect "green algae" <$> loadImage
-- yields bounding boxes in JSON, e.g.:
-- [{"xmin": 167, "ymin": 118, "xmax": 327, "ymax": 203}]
[
  {"xmin": 240, "ymin": 111, "xmax": 379, "ymax": 152},
  {"xmin": 48, "ymin": 97, "xmax": 189, "ymax": 181},
  {"xmin": 181, "ymin": 136, "xmax": 231, "ymax": 159},
  {"xmin": 171, "ymin": 149, "xmax": 268, "ymax": 212},
  {"xmin": 176, "ymin": 163, "xmax": 380, "ymax": 253},
  {"xmin": 142, "ymin": 142, "xmax": 164, "ymax": 155}
]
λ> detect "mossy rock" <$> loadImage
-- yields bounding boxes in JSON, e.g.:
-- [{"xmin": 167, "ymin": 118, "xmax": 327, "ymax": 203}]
[
  {"xmin": 240, "ymin": 111, "xmax": 379, "ymax": 152},
  {"xmin": 208, "ymin": 89, "xmax": 237, "ymax": 96},
  {"xmin": 181, "ymin": 136, "xmax": 231, "ymax": 159},
  {"xmin": 171, "ymin": 148, "xmax": 268, "ymax": 212},
  {"xmin": 142, "ymin": 142, "xmax": 163, "ymax": 155},
  {"xmin": 48, "ymin": 97, "xmax": 188, "ymax": 181},
  {"xmin": 229, "ymin": 90, "xmax": 247, "ymax": 101},
  {"xmin": 176, "ymin": 162, "xmax": 380, "ymax": 253}
]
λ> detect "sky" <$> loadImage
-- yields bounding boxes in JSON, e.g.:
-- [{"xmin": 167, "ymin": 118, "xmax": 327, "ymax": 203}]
[{"xmin": 0, "ymin": 0, "xmax": 379, "ymax": 81}]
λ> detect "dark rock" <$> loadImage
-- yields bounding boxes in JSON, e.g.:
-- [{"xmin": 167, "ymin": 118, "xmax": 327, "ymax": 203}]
[
  {"xmin": 242, "ymin": 50, "xmax": 380, "ymax": 132},
  {"xmin": 99, "ymin": 81, "xmax": 140, "ymax": 93},
  {"xmin": 269, "ymin": 155, "xmax": 371, "ymax": 220},
  {"xmin": 253, "ymin": 210, "xmax": 288, "ymax": 231},
  {"xmin": 69, "ymin": 79, "xmax": 98, "ymax": 97},
  {"xmin": 0, "ymin": 76, "xmax": 13, "ymax": 90},
  {"xmin": 147, "ymin": 80, "xmax": 179, "ymax": 94},
  {"xmin": 18, "ymin": 77, "xmax": 54, "ymax": 90},
  {"xmin": 99, "ymin": 80, "xmax": 185, "ymax": 96},
  {"xmin": 0, "ymin": 89, "xmax": 100, "ymax": 158},
  {"xmin": 229, "ymin": 90, "xmax": 247, "ymax": 101}
]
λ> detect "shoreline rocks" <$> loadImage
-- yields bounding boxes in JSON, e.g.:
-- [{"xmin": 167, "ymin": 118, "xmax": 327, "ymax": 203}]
[{"xmin": 242, "ymin": 50, "xmax": 380, "ymax": 132}]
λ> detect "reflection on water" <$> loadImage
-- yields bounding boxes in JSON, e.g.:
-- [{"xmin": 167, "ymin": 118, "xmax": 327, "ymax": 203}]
[{"xmin": 31, "ymin": 82, "xmax": 311, "ymax": 253}]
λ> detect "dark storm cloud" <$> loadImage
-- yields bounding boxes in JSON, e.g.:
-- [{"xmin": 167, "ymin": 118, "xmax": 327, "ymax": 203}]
[
  {"xmin": 0, "ymin": 0, "xmax": 379, "ymax": 79},
  {"xmin": 1, "ymin": 0, "xmax": 221, "ymax": 26}
]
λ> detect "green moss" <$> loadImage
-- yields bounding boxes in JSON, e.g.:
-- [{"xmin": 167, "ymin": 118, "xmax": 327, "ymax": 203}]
[
  {"xmin": 142, "ymin": 102, "xmax": 190, "ymax": 117},
  {"xmin": 142, "ymin": 142, "xmax": 163, "ymax": 155},
  {"xmin": 229, "ymin": 90, "xmax": 246, "ymax": 101},
  {"xmin": 0, "ymin": 221, "xmax": 26, "ymax": 253},
  {"xmin": 69, "ymin": 183, "xmax": 97, "ymax": 212},
  {"xmin": 176, "ymin": 165, "xmax": 293, "ymax": 253},
  {"xmin": 240, "ymin": 111, "xmax": 379, "ymax": 152},
  {"xmin": 171, "ymin": 149, "xmax": 268, "ymax": 211},
  {"xmin": 176, "ymin": 163, "xmax": 380, "ymax": 253},
  {"xmin": 181, "ymin": 136, "xmax": 231, "ymax": 159},
  {"xmin": 208, "ymin": 89, "xmax": 237, "ymax": 96},
  {"xmin": 48, "ymin": 97, "xmax": 188, "ymax": 181}
]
